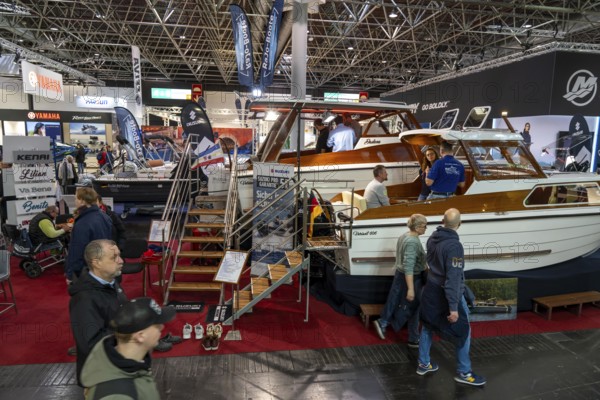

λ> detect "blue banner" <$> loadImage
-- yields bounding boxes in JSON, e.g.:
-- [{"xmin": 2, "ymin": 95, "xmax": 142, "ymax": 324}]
[
  {"xmin": 259, "ymin": 0, "xmax": 284, "ymax": 89},
  {"xmin": 229, "ymin": 4, "xmax": 254, "ymax": 88},
  {"xmin": 114, "ymin": 107, "xmax": 145, "ymax": 160}
]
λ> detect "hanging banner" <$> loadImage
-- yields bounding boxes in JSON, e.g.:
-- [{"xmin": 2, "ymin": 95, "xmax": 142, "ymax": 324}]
[
  {"xmin": 131, "ymin": 45, "xmax": 143, "ymax": 120},
  {"xmin": 229, "ymin": 4, "xmax": 254, "ymax": 88},
  {"xmin": 180, "ymin": 101, "xmax": 222, "ymax": 170},
  {"xmin": 114, "ymin": 106, "xmax": 145, "ymax": 160},
  {"xmin": 21, "ymin": 60, "xmax": 64, "ymax": 102},
  {"xmin": 259, "ymin": 0, "xmax": 284, "ymax": 89}
]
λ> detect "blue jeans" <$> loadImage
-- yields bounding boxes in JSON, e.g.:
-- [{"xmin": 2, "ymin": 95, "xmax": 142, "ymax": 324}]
[
  {"xmin": 418, "ymin": 296, "xmax": 472, "ymax": 374},
  {"xmin": 379, "ymin": 270, "xmax": 423, "ymax": 342},
  {"xmin": 426, "ymin": 193, "xmax": 454, "ymax": 200},
  {"xmin": 77, "ymin": 163, "xmax": 85, "ymax": 174}
]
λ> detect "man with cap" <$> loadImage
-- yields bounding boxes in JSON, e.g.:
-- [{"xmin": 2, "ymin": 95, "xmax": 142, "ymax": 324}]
[{"xmin": 81, "ymin": 297, "xmax": 176, "ymax": 399}]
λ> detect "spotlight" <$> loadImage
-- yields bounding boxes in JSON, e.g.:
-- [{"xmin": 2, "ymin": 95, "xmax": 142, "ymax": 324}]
[
  {"xmin": 322, "ymin": 110, "xmax": 335, "ymax": 124},
  {"xmin": 252, "ymin": 87, "xmax": 263, "ymax": 98}
]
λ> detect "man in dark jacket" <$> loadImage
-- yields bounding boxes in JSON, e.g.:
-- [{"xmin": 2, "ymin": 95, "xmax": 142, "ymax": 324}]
[
  {"xmin": 69, "ymin": 239, "xmax": 127, "ymax": 386},
  {"xmin": 81, "ymin": 297, "xmax": 175, "ymax": 399},
  {"xmin": 416, "ymin": 208, "xmax": 486, "ymax": 386},
  {"xmin": 65, "ymin": 187, "xmax": 112, "ymax": 282},
  {"xmin": 75, "ymin": 144, "xmax": 86, "ymax": 174}
]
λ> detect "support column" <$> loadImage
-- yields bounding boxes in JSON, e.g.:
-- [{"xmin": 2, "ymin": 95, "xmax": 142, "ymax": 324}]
[{"xmin": 289, "ymin": 0, "xmax": 308, "ymax": 151}]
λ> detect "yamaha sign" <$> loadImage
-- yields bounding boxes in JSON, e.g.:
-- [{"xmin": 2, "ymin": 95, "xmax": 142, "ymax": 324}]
[{"xmin": 563, "ymin": 69, "xmax": 598, "ymax": 107}]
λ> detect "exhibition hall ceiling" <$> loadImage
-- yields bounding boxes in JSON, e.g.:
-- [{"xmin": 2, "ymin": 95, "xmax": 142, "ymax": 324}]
[{"xmin": 1, "ymin": 0, "xmax": 600, "ymax": 94}]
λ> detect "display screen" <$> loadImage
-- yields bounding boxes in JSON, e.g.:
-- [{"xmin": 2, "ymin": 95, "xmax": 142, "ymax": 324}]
[{"xmin": 151, "ymin": 88, "xmax": 191, "ymax": 100}]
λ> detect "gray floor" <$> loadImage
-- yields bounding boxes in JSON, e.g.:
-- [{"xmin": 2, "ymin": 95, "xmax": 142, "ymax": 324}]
[{"xmin": 1, "ymin": 329, "xmax": 600, "ymax": 400}]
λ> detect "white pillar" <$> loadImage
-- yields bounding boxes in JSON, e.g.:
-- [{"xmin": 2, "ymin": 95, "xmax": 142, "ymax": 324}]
[{"xmin": 289, "ymin": 0, "xmax": 308, "ymax": 150}]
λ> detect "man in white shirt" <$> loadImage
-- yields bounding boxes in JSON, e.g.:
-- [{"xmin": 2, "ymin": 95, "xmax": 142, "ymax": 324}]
[
  {"xmin": 327, "ymin": 115, "xmax": 355, "ymax": 152},
  {"xmin": 364, "ymin": 165, "xmax": 390, "ymax": 208}
]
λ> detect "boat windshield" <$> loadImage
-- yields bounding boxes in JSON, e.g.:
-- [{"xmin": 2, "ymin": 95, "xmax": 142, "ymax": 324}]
[{"xmin": 456, "ymin": 140, "xmax": 544, "ymax": 179}]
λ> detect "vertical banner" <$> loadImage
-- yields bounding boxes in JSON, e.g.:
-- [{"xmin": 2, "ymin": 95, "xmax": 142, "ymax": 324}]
[
  {"xmin": 131, "ymin": 46, "xmax": 143, "ymax": 120},
  {"xmin": 229, "ymin": 4, "xmax": 254, "ymax": 88},
  {"xmin": 259, "ymin": 0, "xmax": 284, "ymax": 89},
  {"xmin": 114, "ymin": 106, "xmax": 146, "ymax": 160},
  {"xmin": 251, "ymin": 162, "xmax": 294, "ymax": 275},
  {"xmin": 180, "ymin": 102, "xmax": 224, "ymax": 170}
]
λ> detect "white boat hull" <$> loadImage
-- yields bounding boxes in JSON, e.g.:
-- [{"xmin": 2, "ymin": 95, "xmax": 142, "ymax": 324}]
[{"xmin": 344, "ymin": 206, "xmax": 600, "ymax": 275}]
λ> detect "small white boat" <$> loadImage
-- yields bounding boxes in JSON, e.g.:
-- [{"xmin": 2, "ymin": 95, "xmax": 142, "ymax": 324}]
[{"xmin": 330, "ymin": 129, "xmax": 600, "ymax": 274}]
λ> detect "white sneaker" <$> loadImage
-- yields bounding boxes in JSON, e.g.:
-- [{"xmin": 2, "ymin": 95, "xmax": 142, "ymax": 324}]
[
  {"xmin": 194, "ymin": 323, "xmax": 204, "ymax": 339},
  {"xmin": 182, "ymin": 323, "xmax": 193, "ymax": 339}
]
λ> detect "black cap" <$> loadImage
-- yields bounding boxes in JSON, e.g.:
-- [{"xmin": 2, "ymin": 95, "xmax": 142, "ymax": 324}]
[{"xmin": 111, "ymin": 297, "xmax": 176, "ymax": 334}]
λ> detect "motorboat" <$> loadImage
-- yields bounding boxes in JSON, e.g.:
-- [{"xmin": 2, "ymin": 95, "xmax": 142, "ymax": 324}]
[
  {"xmin": 328, "ymin": 128, "xmax": 600, "ymax": 274},
  {"xmin": 469, "ymin": 298, "xmax": 512, "ymax": 314},
  {"xmin": 228, "ymin": 100, "xmax": 426, "ymax": 210}
]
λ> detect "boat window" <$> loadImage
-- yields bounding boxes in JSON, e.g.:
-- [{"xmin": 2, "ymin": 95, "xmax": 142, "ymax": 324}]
[
  {"xmin": 524, "ymin": 183, "xmax": 600, "ymax": 206},
  {"xmin": 459, "ymin": 141, "xmax": 541, "ymax": 179}
]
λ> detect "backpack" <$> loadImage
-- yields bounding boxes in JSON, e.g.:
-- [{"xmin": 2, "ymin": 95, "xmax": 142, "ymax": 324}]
[{"xmin": 96, "ymin": 152, "xmax": 103, "ymax": 161}]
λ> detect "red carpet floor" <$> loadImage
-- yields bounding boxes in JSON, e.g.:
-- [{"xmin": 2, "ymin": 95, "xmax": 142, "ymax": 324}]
[{"xmin": 2, "ymin": 255, "xmax": 600, "ymax": 366}]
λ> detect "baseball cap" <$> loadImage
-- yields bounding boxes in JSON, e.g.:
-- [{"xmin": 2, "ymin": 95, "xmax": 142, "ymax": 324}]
[{"xmin": 111, "ymin": 297, "xmax": 176, "ymax": 334}]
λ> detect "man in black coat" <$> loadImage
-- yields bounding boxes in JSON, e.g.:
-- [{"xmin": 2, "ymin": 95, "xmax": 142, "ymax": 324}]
[
  {"xmin": 416, "ymin": 208, "xmax": 486, "ymax": 386},
  {"xmin": 69, "ymin": 239, "xmax": 127, "ymax": 386},
  {"xmin": 75, "ymin": 144, "xmax": 86, "ymax": 174}
]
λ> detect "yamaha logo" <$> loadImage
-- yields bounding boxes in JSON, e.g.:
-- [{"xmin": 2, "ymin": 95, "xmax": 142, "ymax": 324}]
[
  {"xmin": 28, "ymin": 71, "xmax": 38, "ymax": 88},
  {"xmin": 563, "ymin": 69, "xmax": 597, "ymax": 106},
  {"xmin": 27, "ymin": 112, "xmax": 35, "ymax": 119}
]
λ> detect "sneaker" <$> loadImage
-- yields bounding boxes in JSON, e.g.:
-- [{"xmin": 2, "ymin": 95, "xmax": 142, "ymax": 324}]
[
  {"xmin": 454, "ymin": 371, "xmax": 486, "ymax": 386},
  {"xmin": 407, "ymin": 340, "xmax": 420, "ymax": 349},
  {"xmin": 160, "ymin": 333, "xmax": 183, "ymax": 344},
  {"xmin": 373, "ymin": 319, "xmax": 386, "ymax": 340},
  {"xmin": 182, "ymin": 323, "xmax": 193, "ymax": 339},
  {"xmin": 194, "ymin": 324, "xmax": 204, "ymax": 339},
  {"xmin": 213, "ymin": 323, "xmax": 223, "ymax": 339},
  {"xmin": 211, "ymin": 336, "xmax": 220, "ymax": 351},
  {"xmin": 202, "ymin": 336, "xmax": 212, "ymax": 351},
  {"xmin": 416, "ymin": 361, "xmax": 439, "ymax": 376},
  {"xmin": 154, "ymin": 340, "xmax": 173, "ymax": 352}
]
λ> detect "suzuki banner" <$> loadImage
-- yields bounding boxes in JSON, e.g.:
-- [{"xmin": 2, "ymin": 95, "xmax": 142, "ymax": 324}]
[
  {"xmin": 259, "ymin": 0, "xmax": 284, "ymax": 89},
  {"xmin": 131, "ymin": 45, "xmax": 143, "ymax": 120},
  {"xmin": 229, "ymin": 4, "xmax": 254, "ymax": 88},
  {"xmin": 21, "ymin": 60, "xmax": 64, "ymax": 101}
]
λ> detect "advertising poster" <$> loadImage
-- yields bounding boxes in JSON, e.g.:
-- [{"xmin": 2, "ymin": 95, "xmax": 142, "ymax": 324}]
[
  {"xmin": 26, "ymin": 121, "xmax": 62, "ymax": 141},
  {"xmin": 214, "ymin": 127, "xmax": 253, "ymax": 154},
  {"xmin": 69, "ymin": 122, "xmax": 107, "ymax": 150},
  {"xmin": 251, "ymin": 162, "xmax": 295, "ymax": 276}
]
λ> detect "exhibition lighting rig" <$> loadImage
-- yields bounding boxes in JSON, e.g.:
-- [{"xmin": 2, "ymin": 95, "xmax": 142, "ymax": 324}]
[{"xmin": 0, "ymin": 38, "xmax": 105, "ymax": 86}]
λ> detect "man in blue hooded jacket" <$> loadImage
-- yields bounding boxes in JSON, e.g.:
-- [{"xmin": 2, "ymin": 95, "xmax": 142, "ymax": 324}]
[{"xmin": 415, "ymin": 208, "xmax": 486, "ymax": 386}]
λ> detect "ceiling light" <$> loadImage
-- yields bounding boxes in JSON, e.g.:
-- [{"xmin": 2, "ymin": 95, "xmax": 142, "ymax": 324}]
[
  {"xmin": 347, "ymin": 46, "xmax": 354, "ymax": 50},
  {"xmin": 389, "ymin": 11, "xmax": 398, "ymax": 18},
  {"xmin": 381, "ymin": 60, "xmax": 387, "ymax": 63},
  {"xmin": 523, "ymin": 24, "xmax": 532, "ymax": 28},
  {"xmin": 322, "ymin": 110, "xmax": 335, "ymax": 123},
  {"xmin": 192, "ymin": 58, "xmax": 198, "ymax": 61},
  {"xmin": 50, "ymin": 27, "xmax": 58, "ymax": 31},
  {"xmin": 308, "ymin": 37, "xmax": 314, "ymax": 41},
  {"xmin": 265, "ymin": 110, "xmax": 279, "ymax": 121},
  {"xmin": 252, "ymin": 87, "xmax": 263, "ymax": 98},
  {"xmin": 179, "ymin": 35, "xmax": 186, "ymax": 39}
]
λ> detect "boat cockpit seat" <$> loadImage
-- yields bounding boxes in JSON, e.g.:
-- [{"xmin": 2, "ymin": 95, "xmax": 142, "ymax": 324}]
[
  {"xmin": 147, "ymin": 159, "xmax": 165, "ymax": 168},
  {"xmin": 339, "ymin": 191, "xmax": 367, "ymax": 218}
]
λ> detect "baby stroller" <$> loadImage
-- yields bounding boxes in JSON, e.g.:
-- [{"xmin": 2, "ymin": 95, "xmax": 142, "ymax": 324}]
[{"xmin": 1, "ymin": 224, "xmax": 67, "ymax": 278}]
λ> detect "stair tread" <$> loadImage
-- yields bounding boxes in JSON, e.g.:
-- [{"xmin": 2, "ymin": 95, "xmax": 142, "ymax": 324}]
[
  {"xmin": 174, "ymin": 265, "xmax": 219, "ymax": 274},
  {"xmin": 178, "ymin": 250, "xmax": 224, "ymax": 258},
  {"xmin": 188, "ymin": 208, "xmax": 226, "ymax": 215},
  {"xmin": 285, "ymin": 251, "xmax": 303, "ymax": 267},
  {"xmin": 195, "ymin": 195, "xmax": 228, "ymax": 202},
  {"xmin": 181, "ymin": 236, "xmax": 225, "ymax": 243},
  {"xmin": 169, "ymin": 282, "xmax": 221, "ymax": 291},
  {"xmin": 185, "ymin": 222, "xmax": 226, "ymax": 229}
]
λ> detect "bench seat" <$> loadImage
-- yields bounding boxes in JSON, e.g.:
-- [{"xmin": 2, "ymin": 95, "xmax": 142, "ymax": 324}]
[{"xmin": 532, "ymin": 291, "xmax": 600, "ymax": 320}]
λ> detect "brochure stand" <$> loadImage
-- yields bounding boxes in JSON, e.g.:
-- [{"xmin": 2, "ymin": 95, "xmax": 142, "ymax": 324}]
[{"xmin": 214, "ymin": 250, "xmax": 248, "ymax": 341}]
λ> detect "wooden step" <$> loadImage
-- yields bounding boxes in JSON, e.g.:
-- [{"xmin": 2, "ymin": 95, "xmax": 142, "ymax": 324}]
[
  {"xmin": 169, "ymin": 282, "xmax": 222, "ymax": 292},
  {"xmin": 188, "ymin": 208, "xmax": 226, "ymax": 216},
  {"xmin": 181, "ymin": 236, "xmax": 224, "ymax": 244},
  {"xmin": 233, "ymin": 290, "xmax": 253, "ymax": 312},
  {"xmin": 268, "ymin": 264, "xmax": 289, "ymax": 281},
  {"xmin": 177, "ymin": 250, "xmax": 225, "ymax": 258},
  {"xmin": 251, "ymin": 277, "xmax": 271, "ymax": 298},
  {"xmin": 185, "ymin": 222, "xmax": 226, "ymax": 229},
  {"xmin": 173, "ymin": 265, "xmax": 219, "ymax": 275},
  {"xmin": 195, "ymin": 195, "xmax": 228, "ymax": 203},
  {"xmin": 286, "ymin": 251, "xmax": 303, "ymax": 267}
]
